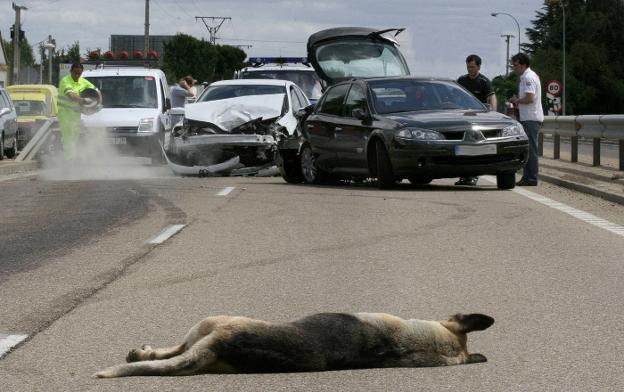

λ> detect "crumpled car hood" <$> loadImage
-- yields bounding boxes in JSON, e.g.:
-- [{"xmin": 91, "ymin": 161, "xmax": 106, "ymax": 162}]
[{"xmin": 184, "ymin": 94, "xmax": 286, "ymax": 132}]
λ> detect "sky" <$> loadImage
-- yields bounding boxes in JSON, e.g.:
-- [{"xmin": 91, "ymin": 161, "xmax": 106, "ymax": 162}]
[{"xmin": 1, "ymin": 0, "xmax": 547, "ymax": 80}]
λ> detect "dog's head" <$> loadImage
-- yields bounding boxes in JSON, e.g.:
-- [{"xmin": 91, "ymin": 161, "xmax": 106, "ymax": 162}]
[{"xmin": 440, "ymin": 313, "xmax": 494, "ymax": 364}]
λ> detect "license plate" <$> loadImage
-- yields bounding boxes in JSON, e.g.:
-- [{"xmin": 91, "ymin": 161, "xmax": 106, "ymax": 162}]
[
  {"xmin": 454, "ymin": 144, "xmax": 496, "ymax": 156},
  {"xmin": 108, "ymin": 137, "xmax": 127, "ymax": 145}
]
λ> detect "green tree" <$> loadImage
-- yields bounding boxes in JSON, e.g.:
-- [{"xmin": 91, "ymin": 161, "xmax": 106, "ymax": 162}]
[
  {"xmin": 522, "ymin": 0, "xmax": 624, "ymax": 114},
  {"xmin": 2, "ymin": 36, "xmax": 36, "ymax": 84}
]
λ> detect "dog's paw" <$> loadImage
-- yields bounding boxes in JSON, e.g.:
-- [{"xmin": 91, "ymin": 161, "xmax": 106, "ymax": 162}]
[{"xmin": 126, "ymin": 349, "xmax": 141, "ymax": 363}]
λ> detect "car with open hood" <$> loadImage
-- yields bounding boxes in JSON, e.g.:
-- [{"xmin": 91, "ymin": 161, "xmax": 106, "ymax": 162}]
[
  {"xmin": 165, "ymin": 79, "xmax": 309, "ymax": 176},
  {"xmin": 277, "ymin": 27, "xmax": 529, "ymax": 189}
]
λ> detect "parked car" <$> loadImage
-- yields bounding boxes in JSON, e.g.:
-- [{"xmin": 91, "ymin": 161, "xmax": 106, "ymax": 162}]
[
  {"xmin": 81, "ymin": 67, "xmax": 172, "ymax": 164},
  {"xmin": 165, "ymin": 79, "xmax": 310, "ymax": 176},
  {"xmin": 237, "ymin": 57, "xmax": 323, "ymax": 104},
  {"xmin": 6, "ymin": 84, "xmax": 58, "ymax": 150},
  {"xmin": 0, "ymin": 87, "xmax": 19, "ymax": 160},
  {"xmin": 277, "ymin": 27, "xmax": 529, "ymax": 189}
]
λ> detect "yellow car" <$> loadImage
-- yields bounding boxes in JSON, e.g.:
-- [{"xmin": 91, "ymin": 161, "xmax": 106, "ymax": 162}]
[{"xmin": 6, "ymin": 84, "xmax": 58, "ymax": 150}]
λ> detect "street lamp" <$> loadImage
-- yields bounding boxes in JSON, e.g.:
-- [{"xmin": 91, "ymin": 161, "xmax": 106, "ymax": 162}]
[
  {"xmin": 43, "ymin": 40, "xmax": 55, "ymax": 84},
  {"xmin": 548, "ymin": 0, "xmax": 566, "ymax": 115},
  {"xmin": 491, "ymin": 12, "xmax": 521, "ymax": 53}
]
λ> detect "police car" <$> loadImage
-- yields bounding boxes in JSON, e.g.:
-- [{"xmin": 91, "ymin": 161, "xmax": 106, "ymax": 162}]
[{"xmin": 237, "ymin": 57, "xmax": 323, "ymax": 104}]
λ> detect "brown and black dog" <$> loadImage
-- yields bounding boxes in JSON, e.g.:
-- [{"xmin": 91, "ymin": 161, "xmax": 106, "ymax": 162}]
[{"xmin": 95, "ymin": 312, "xmax": 494, "ymax": 378}]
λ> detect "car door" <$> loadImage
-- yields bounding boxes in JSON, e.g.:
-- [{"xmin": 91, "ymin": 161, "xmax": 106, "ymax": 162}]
[
  {"xmin": 304, "ymin": 83, "xmax": 350, "ymax": 169},
  {"xmin": 332, "ymin": 82, "xmax": 374, "ymax": 170}
]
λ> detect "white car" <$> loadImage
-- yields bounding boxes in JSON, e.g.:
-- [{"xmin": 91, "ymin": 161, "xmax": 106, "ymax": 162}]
[{"xmin": 166, "ymin": 79, "xmax": 310, "ymax": 176}]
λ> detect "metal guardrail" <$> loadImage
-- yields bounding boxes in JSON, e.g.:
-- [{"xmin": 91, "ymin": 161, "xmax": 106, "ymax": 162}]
[
  {"xmin": 540, "ymin": 115, "xmax": 624, "ymax": 170},
  {"xmin": 15, "ymin": 118, "xmax": 58, "ymax": 161}
]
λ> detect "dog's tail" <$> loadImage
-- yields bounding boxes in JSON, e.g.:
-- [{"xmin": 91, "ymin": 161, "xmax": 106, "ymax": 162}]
[{"xmin": 448, "ymin": 313, "xmax": 495, "ymax": 334}]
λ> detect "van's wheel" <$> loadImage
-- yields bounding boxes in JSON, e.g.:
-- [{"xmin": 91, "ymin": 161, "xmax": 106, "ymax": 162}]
[
  {"xmin": 375, "ymin": 139, "xmax": 395, "ymax": 189},
  {"xmin": 496, "ymin": 171, "xmax": 516, "ymax": 189},
  {"xmin": 300, "ymin": 143, "xmax": 326, "ymax": 184},
  {"xmin": 278, "ymin": 150, "xmax": 303, "ymax": 183},
  {"xmin": 5, "ymin": 135, "xmax": 17, "ymax": 159}
]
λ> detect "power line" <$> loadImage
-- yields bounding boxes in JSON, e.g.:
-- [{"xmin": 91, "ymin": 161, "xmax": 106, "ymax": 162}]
[
  {"xmin": 218, "ymin": 37, "xmax": 305, "ymax": 44},
  {"xmin": 195, "ymin": 16, "xmax": 231, "ymax": 45}
]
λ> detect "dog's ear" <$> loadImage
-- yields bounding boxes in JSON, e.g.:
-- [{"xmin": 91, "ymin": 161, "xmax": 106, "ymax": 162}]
[{"xmin": 451, "ymin": 313, "xmax": 494, "ymax": 333}]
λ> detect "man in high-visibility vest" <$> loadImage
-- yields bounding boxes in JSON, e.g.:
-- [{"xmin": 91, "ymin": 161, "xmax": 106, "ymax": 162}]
[{"xmin": 57, "ymin": 63, "xmax": 98, "ymax": 160}]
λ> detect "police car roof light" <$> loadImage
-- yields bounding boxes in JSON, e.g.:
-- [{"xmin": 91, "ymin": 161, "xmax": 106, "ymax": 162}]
[{"xmin": 248, "ymin": 57, "xmax": 309, "ymax": 67}]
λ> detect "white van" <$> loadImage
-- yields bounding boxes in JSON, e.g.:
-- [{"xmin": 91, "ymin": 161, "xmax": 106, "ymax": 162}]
[{"xmin": 81, "ymin": 67, "xmax": 172, "ymax": 164}]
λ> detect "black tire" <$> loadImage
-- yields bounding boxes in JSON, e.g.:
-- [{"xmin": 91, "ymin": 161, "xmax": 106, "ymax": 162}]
[
  {"xmin": 496, "ymin": 171, "xmax": 516, "ymax": 189},
  {"xmin": 0, "ymin": 132, "xmax": 5, "ymax": 160},
  {"xmin": 5, "ymin": 135, "xmax": 17, "ymax": 159},
  {"xmin": 278, "ymin": 150, "xmax": 304, "ymax": 183},
  {"xmin": 408, "ymin": 176, "xmax": 432, "ymax": 185},
  {"xmin": 375, "ymin": 139, "xmax": 395, "ymax": 189},
  {"xmin": 300, "ymin": 143, "xmax": 326, "ymax": 184}
]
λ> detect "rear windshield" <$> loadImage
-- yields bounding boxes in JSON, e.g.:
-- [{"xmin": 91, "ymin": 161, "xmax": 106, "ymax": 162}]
[
  {"xmin": 86, "ymin": 76, "xmax": 158, "ymax": 109},
  {"xmin": 198, "ymin": 84, "xmax": 286, "ymax": 102},
  {"xmin": 14, "ymin": 100, "xmax": 46, "ymax": 116},
  {"xmin": 240, "ymin": 70, "xmax": 322, "ymax": 100},
  {"xmin": 369, "ymin": 79, "xmax": 485, "ymax": 114},
  {"xmin": 313, "ymin": 40, "xmax": 409, "ymax": 80}
]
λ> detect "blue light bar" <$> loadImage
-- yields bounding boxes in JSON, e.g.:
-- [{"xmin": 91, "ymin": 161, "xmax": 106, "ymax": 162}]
[{"xmin": 249, "ymin": 57, "xmax": 308, "ymax": 65}]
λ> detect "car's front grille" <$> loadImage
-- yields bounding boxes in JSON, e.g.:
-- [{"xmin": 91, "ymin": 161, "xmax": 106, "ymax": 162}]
[
  {"xmin": 481, "ymin": 129, "xmax": 503, "ymax": 139},
  {"xmin": 432, "ymin": 154, "xmax": 517, "ymax": 165},
  {"xmin": 107, "ymin": 126, "xmax": 138, "ymax": 134},
  {"xmin": 440, "ymin": 131, "xmax": 464, "ymax": 140}
]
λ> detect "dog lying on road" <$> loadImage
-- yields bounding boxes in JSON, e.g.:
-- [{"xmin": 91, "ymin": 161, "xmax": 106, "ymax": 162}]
[{"xmin": 95, "ymin": 312, "xmax": 494, "ymax": 377}]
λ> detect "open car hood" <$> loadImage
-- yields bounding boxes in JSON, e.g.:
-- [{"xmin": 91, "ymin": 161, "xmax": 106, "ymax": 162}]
[
  {"xmin": 184, "ymin": 94, "xmax": 285, "ymax": 132},
  {"xmin": 307, "ymin": 27, "xmax": 411, "ymax": 86}
]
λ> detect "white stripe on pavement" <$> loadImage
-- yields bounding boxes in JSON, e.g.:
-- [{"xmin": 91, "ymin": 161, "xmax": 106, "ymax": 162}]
[
  {"xmin": 217, "ymin": 186, "xmax": 235, "ymax": 196},
  {"xmin": 0, "ymin": 334, "xmax": 28, "ymax": 359},
  {"xmin": 483, "ymin": 176, "xmax": 624, "ymax": 238},
  {"xmin": 146, "ymin": 224, "xmax": 186, "ymax": 244}
]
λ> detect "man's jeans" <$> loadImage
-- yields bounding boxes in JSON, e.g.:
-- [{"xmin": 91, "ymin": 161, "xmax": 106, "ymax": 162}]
[{"xmin": 520, "ymin": 121, "xmax": 540, "ymax": 183}]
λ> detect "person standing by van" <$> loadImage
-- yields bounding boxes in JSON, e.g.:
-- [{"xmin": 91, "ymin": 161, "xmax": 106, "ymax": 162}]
[
  {"xmin": 170, "ymin": 79, "xmax": 193, "ymax": 108},
  {"xmin": 57, "ymin": 63, "xmax": 97, "ymax": 160}
]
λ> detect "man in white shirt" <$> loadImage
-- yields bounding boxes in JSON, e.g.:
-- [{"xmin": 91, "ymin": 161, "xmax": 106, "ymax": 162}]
[{"xmin": 509, "ymin": 53, "xmax": 543, "ymax": 186}]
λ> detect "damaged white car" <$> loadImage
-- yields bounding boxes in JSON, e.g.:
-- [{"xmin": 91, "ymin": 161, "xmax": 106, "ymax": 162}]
[{"xmin": 165, "ymin": 79, "xmax": 310, "ymax": 176}]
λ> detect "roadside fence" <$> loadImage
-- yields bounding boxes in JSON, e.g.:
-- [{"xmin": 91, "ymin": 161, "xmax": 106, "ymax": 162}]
[{"xmin": 540, "ymin": 115, "xmax": 624, "ymax": 170}]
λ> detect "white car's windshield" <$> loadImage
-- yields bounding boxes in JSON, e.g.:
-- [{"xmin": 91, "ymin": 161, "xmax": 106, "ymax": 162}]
[
  {"xmin": 240, "ymin": 70, "xmax": 322, "ymax": 100},
  {"xmin": 86, "ymin": 76, "xmax": 158, "ymax": 109},
  {"xmin": 198, "ymin": 84, "xmax": 286, "ymax": 102}
]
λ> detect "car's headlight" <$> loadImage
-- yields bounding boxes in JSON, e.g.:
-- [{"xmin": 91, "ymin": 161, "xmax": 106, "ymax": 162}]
[
  {"xmin": 138, "ymin": 118, "xmax": 154, "ymax": 133},
  {"xmin": 502, "ymin": 123, "xmax": 525, "ymax": 137},
  {"xmin": 396, "ymin": 127, "xmax": 445, "ymax": 140}
]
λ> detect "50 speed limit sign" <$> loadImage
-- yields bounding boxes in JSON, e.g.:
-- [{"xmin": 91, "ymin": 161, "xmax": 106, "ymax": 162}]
[{"xmin": 546, "ymin": 80, "xmax": 562, "ymax": 96}]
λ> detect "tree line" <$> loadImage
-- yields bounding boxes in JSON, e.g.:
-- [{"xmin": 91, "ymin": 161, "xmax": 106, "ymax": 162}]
[
  {"xmin": 494, "ymin": 0, "xmax": 624, "ymax": 115},
  {"xmin": 2, "ymin": 33, "xmax": 247, "ymax": 86}
]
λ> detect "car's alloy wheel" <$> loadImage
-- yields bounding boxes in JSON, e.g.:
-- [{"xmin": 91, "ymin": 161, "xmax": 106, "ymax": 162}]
[
  {"xmin": 375, "ymin": 139, "xmax": 394, "ymax": 189},
  {"xmin": 496, "ymin": 171, "xmax": 516, "ymax": 189},
  {"xmin": 300, "ymin": 144, "xmax": 324, "ymax": 184}
]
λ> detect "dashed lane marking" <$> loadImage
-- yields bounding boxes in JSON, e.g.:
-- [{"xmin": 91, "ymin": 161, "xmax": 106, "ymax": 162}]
[
  {"xmin": 0, "ymin": 334, "xmax": 29, "ymax": 359},
  {"xmin": 146, "ymin": 224, "xmax": 186, "ymax": 244},
  {"xmin": 483, "ymin": 176, "xmax": 624, "ymax": 238},
  {"xmin": 217, "ymin": 186, "xmax": 235, "ymax": 196}
]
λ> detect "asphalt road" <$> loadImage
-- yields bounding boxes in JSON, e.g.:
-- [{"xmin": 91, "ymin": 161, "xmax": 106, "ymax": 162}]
[{"xmin": 0, "ymin": 161, "xmax": 623, "ymax": 391}]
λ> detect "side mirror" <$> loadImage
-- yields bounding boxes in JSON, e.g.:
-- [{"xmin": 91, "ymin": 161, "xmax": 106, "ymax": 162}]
[
  {"xmin": 352, "ymin": 108, "xmax": 371, "ymax": 121},
  {"xmin": 164, "ymin": 98, "xmax": 172, "ymax": 111},
  {"xmin": 295, "ymin": 104, "xmax": 314, "ymax": 120}
]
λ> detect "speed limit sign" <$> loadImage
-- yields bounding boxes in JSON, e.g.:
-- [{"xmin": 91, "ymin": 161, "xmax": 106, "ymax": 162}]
[{"xmin": 547, "ymin": 80, "xmax": 562, "ymax": 96}]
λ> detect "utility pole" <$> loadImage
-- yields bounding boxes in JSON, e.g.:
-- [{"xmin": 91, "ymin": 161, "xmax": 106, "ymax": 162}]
[
  {"xmin": 144, "ymin": 0, "xmax": 150, "ymax": 53},
  {"xmin": 46, "ymin": 35, "xmax": 55, "ymax": 84},
  {"xmin": 195, "ymin": 16, "xmax": 231, "ymax": 45},
  {"xmin": 501, "ymin": 34, "xmax": 515, "ymax": 76},
  {"xmin": 12, "ymin": 2, "xmax": 27, "ymax": 85}
]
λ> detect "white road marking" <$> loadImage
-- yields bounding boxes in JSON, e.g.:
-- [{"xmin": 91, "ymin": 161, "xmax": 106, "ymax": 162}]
[
  {"xmin": 217, "ymin": 186, "xmax": 235, "ymax": 196},
  {"xmin": 146, "ymin": 224, "xmax": 186, "ymax": 244},
  {"xmin": 0, "ymin": 334, "xmax": 28, "ymax": 359},
  {"xmin": 483, "ymin": 176, "xmax": 624, "ymax": 238}
]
